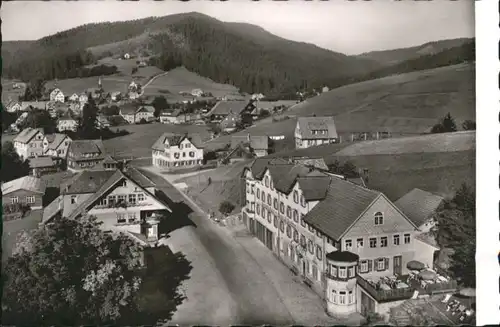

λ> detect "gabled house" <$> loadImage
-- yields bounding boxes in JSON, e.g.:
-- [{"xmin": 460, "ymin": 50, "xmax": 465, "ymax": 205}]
[
  {"xmin": 241, "ymin": 158, "xmax": 439, "ymax": 317},
  {"xmin": 220, "ymin": 112, "xmax": 241, "ymax": 133},
  {"xmin": 191, "ymin": 89, "xmax": 204, "ymax": 97},
  {"xmin": 42, "ymin": 166, "xmax": 172, "ymax": 245},
  {"xmin": 50, "ymin": 88, "xmax": 65, "ymax": 103},
  {"xmin": 207, "ymin": 100, "xmax": 253, "ymax": 122},
  {"xmin": 69, "ymin": 93, "xmax": 79, "ymax": 102},
  {"xmin": 2, "ymin": 176, "xmax": 46, "ymax": 211},
  {"xmin": 231, "ymin": 135, "xmax": 269, "ymax": 158},
  {"xmin": 43, "ymin": 133, "xmax": 72, "ymax": 158},
  {"xmin": 13, "ymin": 127, "xmax": 45, "ymax": 160},
  {"xmin": 295, "ymin": 116, "xmax": 339, "ymax": 149},
  {"xmin": 67, "ymin": 139, "xmax": 107, "ymax": 171},
  {"xmin": 29, "ymin": 156, "xmax": 59, "ymax": 177},
  {"xmin": 57, "ymin": 114, "xmax": 78, "ymax": 132},
  {"xmin": 6, "ymin": 101, "xmax": 22, "ymax": 113},
  {"xmin": 79, "ymin": 93, "xmax": 89, "ymax": 104},
  {"xmin": 21, "ymin": 101, "xmax": 49, "ymax": 111},
  {"xmin": 120, "ymin": 104, "xmax": 154, "ymax": 124},
  {"xmin": 160, "ymin": 109, "xmax": 184, "ymax": 124},
  {"xmin": 395, "ymin": 188, "xmax": 445, "ymax": 233},
  {"xmin": 111, "ymin": 91, "xmax": 122, "ymax": 102},
  {"xmin": 152, "ymin": 133, "xmax": 204, "ymax": 171}
]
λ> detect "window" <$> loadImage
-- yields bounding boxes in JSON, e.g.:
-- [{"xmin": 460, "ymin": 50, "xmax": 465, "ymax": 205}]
[
  {"xmin": 374, "ymin": 212, "xmax": 384, "ymax": 225},
  {"xmin": 293, "ymin": 209, "xmax": 299, "ymax": 223},
  {"xmin": 11, "ymin": 196, "xmax": 19, "ymax": 204},
  {"xmin": 293, "ymin": 229, "xmax": 299, "ymax": 242},
  {"xmin": 128, "ymin": 194, "xmax": 137, "ymax": 205},
  {"xmin": 267, "ymin": 194, "xmax": 271, "ymax": 205},
  {"xmin": 393, "ymin": 234, "xmax": 400, "ymax": 245},
  {"xmin": 381, "ymin": 236, "xmax": 388, "ymax": 247},
  {"xmin": 25, "ymin": 196, "xmax": 35, "ymax": 204},
  {"xmin": 331, "ymin": 265, "xmax": 337, "ymax": 277},
  {"xmin": 117, "ymin": 214, "xmax": 126, "ymax": 224},
  {"xmin": 348, "ymin": 266, "xmax": 355, "ymax": 277},
  {"xmin": 256, "ymin": 203, "xmax": 260, "ymax": 215},
  {"xmin": 265, "ymin": 176, "xmax": 269, "ymax": 187},
  {"xmin": 377, "ymin": 258, "xmax": 385, "ymax": 271},
  {"xmin": 274, "ymin": 215, "xmax": 278, "ymax": 228},
  {"xmin": 293, "ymin": 190, "xmax": 299, "ymax": 203},
  {"xmin": 108, "ymin": 195, "xmax": 116, "ymax": 206},
  {"xmin": 308, "ymin": 224, "xmax": 314, "ymax": 233},
  {"xmin": 300, "ymin": 194, "xmax": 306, "ymax": 207},
  {"xmin": 300, "ymin": 234, "xmax": 306, "ymax": 247},
  {"xmin": 273, "ymin": 198, "xmax": 278, "ymax": 209},
  {"xmin": 280, "ymin": 202, "xmax": 285, "ymax": 214},
  {"xmin": 360, "ymin": 260, "xmax": 369, "ymax": 273},
  {"xmin": 339, "ymin": 267, "xmax": 347, "ymax": 278},
  {"xmin": 404, "ymin": 233, "xmax": 411, "ymax": 244},
  {"xmin": 312, "ymin": 265, "xmax": 318, "ymax": 281},
  {"xmin": 246, "ymin": 183, "xmax": 250, "ymax": 193},
  {"xmin": 316, "ymin": 230, "xmax": 322, "ymax": 238},
  {"xmin": 348, "ymin": 291, "xmax": 354, "ymax": 304},
  {"xmin": 267, "ymin": 210, "xmax": 272, "ymax": 223},
  {"xmin": 356, "ymin": 238, "xmax": 364, "ymax": 248},
  {"xmin": 128, "ymin": 212, "xmax": 137, "ymax": 223},
  {"xmin": 261, "ymin": 191, "xmax": 266, "ymax": 202},
  {"xmin": 316, "ymin": 245, "xmax": 322, "ymax": 260},
  {"xmin": 280, "ymin": 221, "xmax": 285, "ymax": 233},
  {"xmin": 300, "ymin": 213, "xmax": 306, "ymax": 227},
  {"xmin": 261, "ymin": 206, "xmax": 266, "ymax": 218},
  {"xmin": 256, "ymin": 189, "xmax": 260, "ymax": 199},
  {"xmin": 70, "ymin": 195, "xmax": 77, "ymax": 204},
  {"xmin": 251, "ymin": 185, "xmax": 255, "ymax": 194},
  {"xmin": 286, "ymin": 206, "xmax": 291, "ymax": 218},
  {"xmin": 117, "ymin": 195, "xmax": 126, "ymax": 203},
  {"xmin": 345, "ymin": 239, "xmax": 353, "ymax": 250},
  {"xmin": 137, "ymin": 193, "xmax": 145, "ymax": 202},
  {"xmin": 286, "ymin": 225, "xmax": 292, "ymax": 238},
  {"xmin": 308, "ymin": 240, "xmax": 314, "ymax": 254},
  {"xmin": 97, "ymin": 197, "xmax": 108, "ymax": 206},
  {"xmin": 332, "ymin": 290, "xmax": 337, "ymax": 304},
  {"xmin": 369, "ymin": 237, "xmax": 377, "ymax": 248}
]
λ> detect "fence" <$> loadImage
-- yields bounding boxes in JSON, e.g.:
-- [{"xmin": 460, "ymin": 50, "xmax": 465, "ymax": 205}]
[{"xmin": 357, "ymin": 275, "xmax": 415, "ymax": 303}]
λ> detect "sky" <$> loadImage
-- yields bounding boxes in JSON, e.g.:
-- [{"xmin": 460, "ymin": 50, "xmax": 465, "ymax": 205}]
[{"xmin": 1, "ymin": 0, "xmax": 474, "ymax": 55}]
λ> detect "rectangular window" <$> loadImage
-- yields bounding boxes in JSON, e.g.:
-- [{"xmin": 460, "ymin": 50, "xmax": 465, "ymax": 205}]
[
  {"xmin": 256, "ymin": 203, "xmax": 261, "ymax": 215},
  {"xmin": 265, "ymin": 176, "xmax": 269, "ymax": 187},
  {"xmin": 97, "ymin": 197, "xmax": 108, "ymax": 206},
  {"xmin": 369, "ymin": 237, "xmax": 377, "ymax": 248},
  {"xmin": 348, "ymin": 266, "xmax": 355, "ymax": 277},
  {"xmin": 394, "ymin": 234, "xmax": 400, "ymax": 245},
  {"xmin": 312, "ymin": 265, "xmax": 318, "ymax": 281},
  {"xmin": 256, "ymin": 189, "xmax": 260, "ymax": 199},
  {"xmin": 108, "ymin": 195, "xmax": 116, "ymax": 206},
  {"xmin": 267, "ymin": 210, "xmax": 272, "ymax": 223},
  {"xmin": 293, "ymin": 229, "xmax": 299, "ymax": 242},
  {"xmin": 357, "ymin": 238, "xmax": 364, "ymax": 248},
  {"xmin": 267, "ymin": 194, "xmax": 271, "ymax": 205},
  {"xmin": 300, "ymin": 234, "xmax": 306, "ymax": 247},
  {"xmin": 70, "ymin": 195, "xmax": 77, "ymax": 204},
  {"xmin": 251, "ymin": 185, "xmax": 255, "ymax": 194},
  {"xmin": 300, "ymin": 213, "xmax": 306, "ymax": 227},
  {"xmin": 137, "ymin": 193, "xmax": 145, "ymax": 202},
  {"xmin": 360, "ymin": 260, "xmax": 368, "ymax": 273},
  {"xmin": 117, "ymin": 195, "xmax": 126, "ymax": 203},
  {"xmin": 345, "ymin": 239, "xmax": 353, "ymax": 250},
  {"xmin": 331, "ymin": 265, "xmax": 337, "ymax": 277},
  {"xmin": 128, "ymin": 212, "xmax": 137, "ymax": 223},
  {"xmin": 404, "ymin": 233, "xmax": 411, "ymax": 244},
  {"xmin": 308, "ymin": 240, "xmax": 314, "ymax": 254},
  {"xmin": 11, "ymin": 196, "xmax": 19, "ymax": 204},
  {"xmin": 381, "ymin": 236, "xmax": 388, "ymax": 247},
  {"xmin": 286, "ymin": 225, "xmax": 292, "ymax": 239},
  {"xmin": 292, "ymin": 209, "xmax": 299, "ymax": 223},
  {"xmin": 293, "ymin": 190, "xmax": 299, "ymax": 203},
  {"xmin": 261, "ymin": 191, "xmax": 266, "ymax": 202},
  {"xmin": 280, "ymin": 221, "xmax": 285, "ymax": 233},
  {"xmin": 377, "ymin": 258, "xmax": 385, "ymax": 271},
  {"xmin": 117, "ymin": 213, "xmax": 126, "ymax": 224},
  {"xmin": 273, "ymin": 198, "xmax": 278, "ymax": 210},
  {"xmin": 300, "ymin": 194, "xmax": 306, "ymax": 207},
  {"xmin": 25, "ymin": 196, "xmax": 35, "ymax": 204},
  {"xmin": 286, "ymin": 205, "xmax": 291, "ymax": 218},
  {"xmin": 316, "ymin": 245, "xmax": 322, "ymax": 261},
  {"xmin": 261, "ymin": 206, "xmax": 266, "ymax": 218},
  {"xmin": 274, "ymin": 215, "xmax": 278, "ymax": 228},
  {"xmin": 246, "ymin": 183, "xmax": 250, "ymax": 193},
  {"xmin": 332, "ymin": 290, "xmax": 337, "ymax": 304},
  {"xmin": 339, "ymin": 267, "xmax": 347, "ymax": 278},
  {"xmin": 348, "ymin": 291, "xmax": 354, "ymax": 304},
  {"xmin": 280, "ymin": 202, "xmax": 285, "ymax": 214},
  {"xmin": 128, "ymin": 193, "xmax": 136, "ymax": 205},
  {"xmin": 308, "ymin": 224, "xmax": 314, "ymax": 233}
]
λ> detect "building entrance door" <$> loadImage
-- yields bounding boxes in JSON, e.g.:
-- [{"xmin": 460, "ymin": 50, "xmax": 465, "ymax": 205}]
[{"xmin": 393, "ymin": 255, "xmax": 402, "ymax": 276}]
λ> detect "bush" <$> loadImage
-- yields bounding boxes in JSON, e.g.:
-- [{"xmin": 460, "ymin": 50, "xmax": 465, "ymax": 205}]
[{"xmin": 219, "ymin": 201, "xmax": 235, "ymax": 216}]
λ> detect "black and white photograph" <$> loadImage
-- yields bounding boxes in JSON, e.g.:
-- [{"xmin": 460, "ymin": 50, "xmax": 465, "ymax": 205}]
[{"xmin": 1, "ymin": 0, "xmax": 494, "ymax": 326}]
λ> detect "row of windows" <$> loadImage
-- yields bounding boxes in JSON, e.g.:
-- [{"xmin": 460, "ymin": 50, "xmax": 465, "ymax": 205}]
[
  {"xmin": 71, "ymin": 193, "xmax": 146, "ymax": 205},
  {"xmin": 358, "ymin": 258, "xmax": 390, "ymax": 273},
  {"xmin": 252, "ymin": 180, "xmax": 307, "ymax": 208},
  {"xmin": 116, "ymin": 212, "xmax": 138, "ymax": 224},
  {"xmin": 331, "ymin": 290, "xmax": 355, "ymax": 305},
  {"xmin": 10, "ymin": 196, "xmax": 35, "ymax": 204},
  {"xmin": 283, "ymin": 242, "xmax": 322, "ymax": 282},
  {"xmin": 329, "ymin": 265, "xmax": 356, "ymax": 278},
  {"xmin": 173, "ymin": 152, "xmax": 197, "ymax": 159},
  {"xmin": 344, "ymin": 234, "xmax": 411, "ymax": 249}
]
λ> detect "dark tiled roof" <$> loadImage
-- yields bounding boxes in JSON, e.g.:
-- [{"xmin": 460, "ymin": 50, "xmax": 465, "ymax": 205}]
[
  {"xmin": 297, "ymin": 116, "xmax": 338, "ymax": 139},
  {"xmin": 395, "ymin": 188, "xmax": 444, "ymax": 227},
  {"xmin": 2, "ymin": 176, "xmax": 46, "ymax": 195},
  {"xmin": 120, "ymin": 104, "xmax": 138, "ymax": 115},
  {"xmin": 45, "ymin": 133, "xmax": 68, "ymax": 150},
  {"xmin": 248, "ymin": 157, "xmax": 289, "ymax": 179},
  {"xmin": 62, "ymin": 170, "xmax": 116, "ymax": 194},
  {"xmin": 14, "ymin": 128, "xmax": 44, "ymax": 144},
  {"xmin": 210, "ymin": 100, "xmax": 249, "ymax": 116},
  {"xmin": 29, "ymin": 156, "xmax": 56, "ymax": 168},
  {"xmin": 231, "ymin": 135, "xmax": 269, "ymax": 150},
  {"xmin": 291, "ymin": 157, "xmax": 329, "ymax": 171},
  {"xmin": 303, "ymin": 176, "xmax": 380, "ymax": 241},
  {"xmin": 152, "ymin": 132, "xmax": 203, "ymax": 151},
  {"xmin": 326, "ymin": 251, "xmax": 359, "ymax": 262},
  {"xmin": 68, "ymin": 139, "xmax": 106, "ymax": 160},
  {"xmin": 273, "ymin": 164, "xmax": 311, "ymax": 193},
  {"xmin": 297, "ymin": 174, "xmax": 331, "ymax": 201}
]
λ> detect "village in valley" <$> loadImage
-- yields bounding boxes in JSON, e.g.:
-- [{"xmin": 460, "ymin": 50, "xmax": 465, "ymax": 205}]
[{"xmin": 1, "ymin": 3, "xmax": 476, "ymax": 327}]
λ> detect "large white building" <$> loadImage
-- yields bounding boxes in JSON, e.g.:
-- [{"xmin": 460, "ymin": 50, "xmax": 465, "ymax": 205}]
[
  {"xmin": 50, "ymin": 88, "xmax": 65, "ymax": 103},
  {"xmin": 241, "ymin": 158, "xmax": 442, "ymax": 317},
  {"xmin": 151, "ymin": 133, "xmax": 204, "ymax": 172},
  {"xmin": 13, "ymin": 128, "xmax": 45, "ymax": 160},
  {"xmin": 295, "ymin": 116, "xmax": 339, "ymax": 149}
]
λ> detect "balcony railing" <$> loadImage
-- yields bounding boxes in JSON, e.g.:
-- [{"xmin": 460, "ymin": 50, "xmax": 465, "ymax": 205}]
[
  {"xmin": 425, "ymin": 279, "xmax": 458, "ymax": 294},
  {"xmin": 356, "ymin": 275, "xmax": 415, "ymax": 303},
  {"xmin": 93, "ymin": 201, "xmax": 151, "ymax": 209}
]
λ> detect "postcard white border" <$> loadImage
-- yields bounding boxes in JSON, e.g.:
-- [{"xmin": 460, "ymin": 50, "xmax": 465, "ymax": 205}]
[{"xmin": 476, "ymin": 0, "xmax": 500, "ymax": 325}]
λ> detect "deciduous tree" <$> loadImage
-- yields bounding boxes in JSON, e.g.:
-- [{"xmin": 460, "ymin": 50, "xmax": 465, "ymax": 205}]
[{"xmin": 1, "ymin": 141, "xmax": 30, "ymax": 182}]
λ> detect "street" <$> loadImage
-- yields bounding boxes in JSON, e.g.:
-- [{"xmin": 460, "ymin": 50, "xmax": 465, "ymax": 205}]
[{"xmin": 141, "ymin": 167, "xmax": 352, "ymax": 326}]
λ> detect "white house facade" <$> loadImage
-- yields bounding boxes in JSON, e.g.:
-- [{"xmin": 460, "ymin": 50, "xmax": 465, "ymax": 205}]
[{"xmin": 152, "ymin": 133, "xmax": 204, "ymax": 172}]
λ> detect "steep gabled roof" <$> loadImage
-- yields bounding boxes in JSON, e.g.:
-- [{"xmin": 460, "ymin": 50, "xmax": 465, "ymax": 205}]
[
  {"xmin": 68, "ymin": 139, "xmax": 106, "ymax": 159},
  {"xmin": 2, "ymin": 176, "xmax": 46, "ymax": 195},
  {"xmin": 303, "ymin": 176, "xmax": 380, "ymax": 241},
  {"xmin": 13, "ymin": 128, "xmax": 44, "ymax": 144},
  {"xmin": 297, "ymin": 116, "xmax": 338, "ymax": 139},
  {"xmin": 45, "ymin": 133, "xmax": 69, "ymax": 150},
  {"xmin": 29, "ymin": 156, "xmax": 56, "ymax": 169},
  {"xmin": 138, "ymin": 105, "xmax": 155, "ymax": 113},
  {"xmin": 231, "ymin": 135, "xmax": 269, "ymax": 150},
  {"xmin": 152, "ymin": 132, "xmax": 204, "ymax": 151},
  {"xmin": 395, "ymin": 188, "xmax": 444, "ymax": 227},
  {"xmin": 210, "ymin": 100, "xmax": 250, "ymax": 116}
]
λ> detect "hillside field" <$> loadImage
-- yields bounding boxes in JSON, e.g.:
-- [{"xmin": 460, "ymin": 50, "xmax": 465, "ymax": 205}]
[
  {"xmin": 142, "ymin": 66, "xmax": 239, "ymax": 99},
  {"xmin": 104, "ymin": 123, "xmax": 212, "ymax": 158},
  {"xmin": 2, "ymin": 79, "xmax": 26, "ymax": 103}
]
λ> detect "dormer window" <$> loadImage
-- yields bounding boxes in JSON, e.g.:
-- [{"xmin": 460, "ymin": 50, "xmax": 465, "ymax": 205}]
[{"xmin": 374, "ymin": 212, "xmax": 384, "ymax": 225}]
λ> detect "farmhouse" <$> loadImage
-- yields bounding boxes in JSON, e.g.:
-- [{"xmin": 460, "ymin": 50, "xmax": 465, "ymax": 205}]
[
  {"xmin": 50, "ymin": 88, "xmax": 65, "ymax": 103},
  {"xmin": 395, "ymin": 188, "xmax": 444, "ymax": 233},
  {"xmin": 119, "ymin": 104, "xmax": 155, "ymax": 124},
  {"xmin": 295, "ymin": 116, "xmax": 339, "ymax": 149},
  {"xmin": 6, "ymin": 100, "xmax": 22, "ymax": 113},
  {"xmin": 241, "ymin": 158, "xmax": 441, "ymax": 317},
  {"xmin": 13, "ymin": 127, "xmax": 45, "ymax": 160},
  {"xmin": 43, "ymin": 133, "xmax": 72, "ymax": 158},
  {"xmin": 67, "ymin": 139, "xmax": 108, "ymax": 171},
  {"xmin": 29, "ymin": 156, "xmax": 59, "ymax": 177},
  {"xmin": 2, "ymin": 176, "xmax": 46, "ymax": 210},
  {"xmin": 42, "ymin": 166, "xmax": 172, "ymax": 245},
  {"xmin": 69, "ymin": 93, "xmax": 79, "ymax": 101},
  {"xmin": 191, "ymin": 88, "xmax": 204, "ymax": 97},
  {"xmin": 208, "ymin": 100, "xmax": 252, "ymax": 122},
  {"xmin": 231, "ymin": 135, "xmax": 270, "ymax": 158},
  {"xmin": 152, "ymin": 132, "xmax": 204, "ymax": 171},
  {"xmin": 57, "ymin": 115, "xmax": 78, "ymax": 132},
  {"xmin": 220, "ymin": 112, "xmax": 240, "ymax": 133}
]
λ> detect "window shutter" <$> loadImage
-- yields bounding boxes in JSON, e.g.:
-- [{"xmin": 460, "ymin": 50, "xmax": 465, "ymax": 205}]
[
  {"xmin": 384, "ymin": 257, "xmax": 389, "ymax": 271},
  {"xmin": 368, "ymin": 259, "xmax": 372, "ymax": 272}
]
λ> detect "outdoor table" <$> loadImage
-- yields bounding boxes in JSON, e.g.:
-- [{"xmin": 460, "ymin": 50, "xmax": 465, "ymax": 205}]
[{"xmin": 397, "ymin": 282, "xmax": 409, "ymax": 289}]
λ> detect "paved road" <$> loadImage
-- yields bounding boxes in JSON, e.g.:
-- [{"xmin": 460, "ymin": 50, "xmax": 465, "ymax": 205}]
[
  {"xmin": 141, "ymin": 168, "xmax": 347, "ymax": 326},
  {"xmin": 140, "ymin": 71, "xmax": 169, "ymax": 95}
]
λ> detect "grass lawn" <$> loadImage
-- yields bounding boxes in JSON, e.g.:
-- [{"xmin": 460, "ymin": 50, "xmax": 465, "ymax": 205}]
[
  {"xmin": 45, "ymin": 76, "xmax": 132, "ymax": 95},
  {"xmin": 104, "ymin": 123, "xmax": 212, "ymax": 158},
  {"xmin": 2, "ymin": 210, "xmax": 43, "ymax": 263},
  {"xmin": 142, "ymin": 66, "xmax": 238, "ymax": 98}
]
